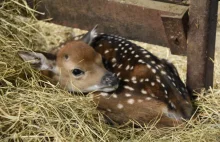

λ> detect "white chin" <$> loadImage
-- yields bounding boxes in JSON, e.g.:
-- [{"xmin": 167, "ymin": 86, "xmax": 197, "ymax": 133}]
[
  {"xmin": 101, "ymin": 87, "xmax": 116, "ymax": 92},
  {"xmin": 83, "ymin": 85, "xmax": 118, "ymax": 93}
]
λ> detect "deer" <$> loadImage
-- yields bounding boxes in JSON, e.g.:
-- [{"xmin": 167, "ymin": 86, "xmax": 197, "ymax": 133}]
[
  {"xmin": 72, "ymin": 26, "xmax": 193, "ymax": 127},
  {"xmin": 18, "ymin": 26, "xmax": 194, "ymax": 127}
]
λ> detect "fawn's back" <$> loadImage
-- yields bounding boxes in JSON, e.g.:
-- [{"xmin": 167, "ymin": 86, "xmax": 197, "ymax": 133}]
[{"xmin": 87, "ymin": 27, "xmax": 193, "ymax": 126}]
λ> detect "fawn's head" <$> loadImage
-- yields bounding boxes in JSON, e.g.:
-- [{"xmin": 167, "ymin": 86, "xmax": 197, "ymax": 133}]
[{"xmin": 18, "ymin": 27, "xmax": 119, "ymax": 93}]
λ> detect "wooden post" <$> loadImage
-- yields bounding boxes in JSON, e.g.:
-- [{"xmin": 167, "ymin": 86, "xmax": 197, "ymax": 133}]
[{"xmin": 187, "ymin": 0, "xmax": 218, "ymax": 92}]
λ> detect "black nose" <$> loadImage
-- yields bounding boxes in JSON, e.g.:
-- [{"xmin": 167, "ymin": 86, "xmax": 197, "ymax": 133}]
[{"xmin": 101, "ymin": 72, "xmax": 119, "ymax": 86}]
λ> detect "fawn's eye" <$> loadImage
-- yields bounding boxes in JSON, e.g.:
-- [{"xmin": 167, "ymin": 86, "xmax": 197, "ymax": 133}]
[{"xmin": 72, "ymin": 69, "xmax": 84, "ymax": 77}]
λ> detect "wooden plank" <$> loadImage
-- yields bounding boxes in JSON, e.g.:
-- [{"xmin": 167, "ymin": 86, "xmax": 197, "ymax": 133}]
[
  {"xmin": 186, "ymin": 0, "xmax": 218, "ymax": 92},
  {"xmin": 112, "ymin": 0, "xmax": 188, "ymax": 13},
  {"xmin": 161, "ymin": 8, "xmax": 188, "ymax": 55},
  {"xmin": 152, "ymin": 0, "xmax": 189, "ymax": 6},
  {"xmin": 27, "ymin": 0, "xmax": 188, "ymax": 48},
  {"xmin": 205, "ymin": 1, "xmax": 218, "ymax": 90}
]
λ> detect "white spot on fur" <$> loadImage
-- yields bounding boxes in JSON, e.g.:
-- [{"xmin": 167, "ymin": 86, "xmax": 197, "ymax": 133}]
[
  {"xmin": 145, "ymin": 97, "xmax": 151, "ymax": 100},
  {"xmin": 117, "ymin": 103, "xmax": 123, "ymax": 109},
  {"xmin": 141, "ymin": 89, "xmax": 147, "ymax": 94},
  {"xmin": 151, "ymin": 82, "xmax": 155, "ymax": 86},
  {"xmin": 157, "ymin": 65, "xmax": 162, "ymax": 68},
  {"xmin": 107, "ymin": 109, "xmax": 111, "ymax": 112},
  {"xmin": 99, "ymin": 44, "xmax": 103, "ymax": 47},
  {"xmin": 100, "ymin": 92, "xmax": 108, "ymax": 97},
  {"xmin": 145, "ymin": 55, "xmax": 151, "ymax": 58},
  {"xmin": 152, "ymin": 68, "xmax": 156, "ymax": 73},
  {"xmin": 140, "ymin": 78, "xmax": 144, "ymax": 82},
  {"xmin": 147, "ymin": 64, "xmax": 151, "ymax": 69},
  {"xmin": 126, "ymin": 65, "xmax": 130, "ymax": 70},
  {"xmin": 138, "ymin": 59, "xmax": 145, "ymax": 63},
  {"xmin": 125, "ymin": 93, "xmax": 132, "ymax": 97},
  {"xmin": 124, "ymin": 85, "xmax": 134, "ymax": 91},
  {"xmin": 137, "ymin": 99, "xmax": 143, "ymax": 103},
  {"xmin": 131, "ymin": 76, "xmax": 136, "ymax": 81},
  {"xmin": 104, "ymin": 50, "xmax": 109, "ymax": 54},
  {"xmin": 118, "ymin": 64, "xmax": 122, "ymax": 68},
  {"xmin": 161, "ymin": 70, "xmax": 167, "ymax": 75},
  {"xmin": 164, "ymin": 90, "xmax": 168, "ymax": 94},
  {"xmin": 132, "ymin": 80, "xmax": 137, "ymax": 84},
  {"xmin": 156, "ymin": 75, "xmax": 160, "ymax": 79},
  {"xmin": 145, "ymin": 78, "xmax": 149, "ymax": 82},
  {"xmin": 124, "ymin": 79, "xmax": 130, "ymax": 82},
  {"xmin": 112, "ymin": 63, "xmax": 117, "ymax": 67},
  {"xmin": 112, "ymin": 94, "xmax": 118, "ymax": 98},
  {"xmin": 135, "ymin": 55, "xmax": 139, "ymax": 58},
  {"xmin": 150, "ymin": 93, "xmax": 156, "ymax": 97},
  {"xmin": 156, "ymin": 78, "xmax": 161, "ymax": 83},
  {"xmin": 168, "ymin": 76, "xmax": 172, "ymax": 80},
  {"xmin": 151, "ymin": 61, "xmax": 156, "ymax": 64},
  {"xmin": 111, "ymin": 58, "xmax": 116, "ymax": 63},
  {"xmin": 127, "ymin": 98, "xmax": 135, "ymax": 104},
  {"xmin": 117, "ymin": 72, "xmax": 120, "ymax": 77},
  {"xmin": 169, "ymin": 101, "xmax": 176, "ymax": 109}
]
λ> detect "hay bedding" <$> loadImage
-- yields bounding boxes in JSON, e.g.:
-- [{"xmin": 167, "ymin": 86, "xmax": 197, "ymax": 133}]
[{"xmin": 0, "ymin": 0, "xmax": 219, "ymax": 141}]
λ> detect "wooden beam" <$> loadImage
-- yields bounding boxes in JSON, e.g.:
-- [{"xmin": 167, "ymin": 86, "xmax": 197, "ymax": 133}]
[
  {"xmin": 161, "ymin": 8, "xmax": 188, "ymax": 55},
  {"xmin": 27, "ymin": 0, "xmax": 188, "ymax": 48},
  {"xmin": 187, "ymin": 0, "xmax": 218, "ymax": 92}
]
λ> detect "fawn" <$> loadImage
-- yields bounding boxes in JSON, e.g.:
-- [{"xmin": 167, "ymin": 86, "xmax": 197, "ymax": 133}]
[
  {"xmin": 77, "ymin": 26, "xmax": 193, "ymax": 127},
  {"xmin": 19, "ymin": 26, "xmax": 193, "ymax": 127}
]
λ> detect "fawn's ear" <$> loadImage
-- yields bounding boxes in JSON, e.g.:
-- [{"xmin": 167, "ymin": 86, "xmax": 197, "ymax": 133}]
[
  {"xmin": 81, "ymin": 25, "xmax": 98, "ymax": 45},
  {"xmin": 18, "ymin": 51, "xmax": 57, "ymax": 71}
]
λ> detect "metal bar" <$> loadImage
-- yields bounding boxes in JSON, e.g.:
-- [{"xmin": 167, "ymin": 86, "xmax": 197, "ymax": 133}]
[{"xmin": 186, "ymin": 0, "xmax": 218, "ymax": 92}]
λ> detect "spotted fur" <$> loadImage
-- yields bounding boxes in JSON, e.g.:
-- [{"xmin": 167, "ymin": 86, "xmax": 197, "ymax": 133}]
[{"xmin": 89, "ymin": 30, "xmax": 193, "ymax": 126}]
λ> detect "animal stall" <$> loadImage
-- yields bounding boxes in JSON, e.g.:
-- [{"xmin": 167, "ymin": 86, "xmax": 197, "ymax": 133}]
[{"xmin": 0, "ymin": 0, "xmax": 219, "ymax": 141}]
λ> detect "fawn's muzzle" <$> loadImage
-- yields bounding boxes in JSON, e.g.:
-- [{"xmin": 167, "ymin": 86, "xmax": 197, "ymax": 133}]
[{"xmin": 101, "ymin": 72, "xmax": 119, "ymax": 87}]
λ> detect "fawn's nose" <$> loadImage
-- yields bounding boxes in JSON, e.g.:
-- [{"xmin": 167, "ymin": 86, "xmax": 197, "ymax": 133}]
[{"xmin": 101, "ymin": 72, "xmax": 119, "ymax": 87}]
